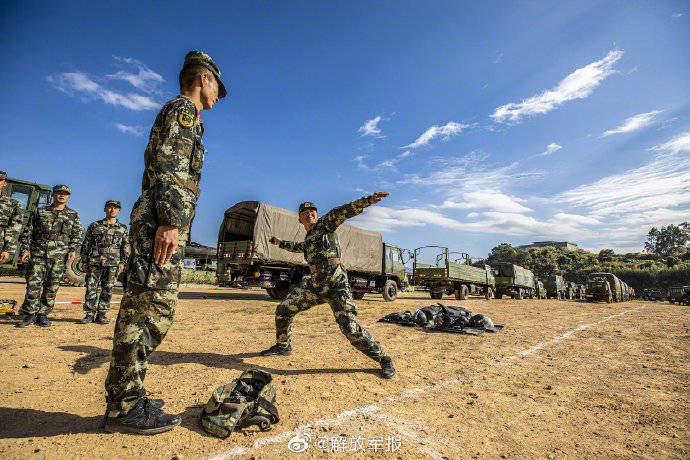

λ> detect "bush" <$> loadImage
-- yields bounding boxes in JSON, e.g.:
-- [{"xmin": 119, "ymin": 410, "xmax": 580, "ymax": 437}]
[{"xmin": 181, "ymin": 269, "xmax": 218, "ymax": 285}]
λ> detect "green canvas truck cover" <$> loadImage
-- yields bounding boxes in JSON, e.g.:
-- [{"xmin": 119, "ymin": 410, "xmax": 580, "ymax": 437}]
[
  {"xmin": 219, "ymin": 201, "xmax": 383, "ymax": 274},
  {"xmin": 447, "ymin": 262, "xmax": 494, "ymax": 285},
  {"xmin": 494, "ymin": 263, "xmax": 534, "ymax": 289},
  {"xmin": 589, "ymin": 272, "xmax": 622, "ymax": 299},
  {"xmin": 543, "ymin": 275, "xmax": 564, "ymax": 292}
]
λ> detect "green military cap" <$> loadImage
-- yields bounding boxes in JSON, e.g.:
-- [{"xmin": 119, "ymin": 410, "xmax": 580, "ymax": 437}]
[
  {"xmin": 0, "ymin": 170, "xmax": 7, "ymax": 180},
  {"xmin": 181, "ymin": 50, "xmax": 227, "ymax": 99},
  {"xmin": 105, "ymin": 200, "xmax": 121, "ymax": 208},
  {"xmin": 298, "ymin": 202, "xmax": 317, "ymax": 214},
  {"xmin": 53, "ymin": 184, "xmax": 71, "ymax": 194}
]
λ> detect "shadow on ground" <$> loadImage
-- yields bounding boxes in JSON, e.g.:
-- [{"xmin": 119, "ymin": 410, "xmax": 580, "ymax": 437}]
[
  {"xmin": 0, "ymin": 407, "xmax": 102, "ymax": 438},
  {"xmin": 58, "ymin": 345, "xmax": 380, "ymax": 377}
]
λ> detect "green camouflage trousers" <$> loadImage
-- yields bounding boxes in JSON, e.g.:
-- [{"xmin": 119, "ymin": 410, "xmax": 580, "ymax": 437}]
[
  {"xmin": 104, "ymin": 229, "xmax": 186, "ymax": 417},
  {"xmin": 275, "ymin": 276, "xmax": 386, "ymax": 363},
  {"xmin": 83, "ymin": 265, "xmax": 119, "ymax": 313},
  {"xmin": 21, "ymin": 256, "xmax": 66, "ymax": 315}
]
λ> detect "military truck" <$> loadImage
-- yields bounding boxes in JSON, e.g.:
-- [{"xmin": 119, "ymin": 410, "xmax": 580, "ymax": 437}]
[
  {"xmin": 565, "ymin": 280, "xmax": 577, "ymax": 300},
  {"xmin": 0, "ymin": 177, "xmax": 87, "ymax": 286},
  {"xmin": 543, "ymin": 275, "xmax": 566, "ymax": 299},
  {"xmin": 667, "ymin": 285, "xmax": 687, "ymax": 304},
  {"xmin": 585, "ymin": 272, "xmax": 624, "ymax": 302},
  {"xmin": 643, "ymin": 288, "xmax": 664, "ymax": 301},
  {"xmin": 493, "ymin": 263, "xmax": 535, "ymax": 299},
  {"xmin": 411, "ymin": 246, "xmax": 495, "ymax": 300},
  {"xmin": 216, "ymin": 201, "xmax": 407, "ymax": 301},
  {"xmin": 575, "ymin": 283, "xmax": 586, "ymax": 300}
]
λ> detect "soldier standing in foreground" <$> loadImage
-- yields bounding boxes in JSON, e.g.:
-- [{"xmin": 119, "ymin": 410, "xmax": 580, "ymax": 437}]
[
  {"xmin": 79, "ymin": 200, "xmax": 129, "ymax": 325},
  {"xmin": 0, "ymin": 170, "xmax": 24, "ymax": 267},
  {"xmin": 103, "ymin": 51, "xmax": 226, "ymax": 435},
  {"xmin": 17, "ymin": 185, "xmax": 82, "ymax": 327},
  {"xmin": 261, "ymin": 193, "xmax": 396, "ymax": 379}
]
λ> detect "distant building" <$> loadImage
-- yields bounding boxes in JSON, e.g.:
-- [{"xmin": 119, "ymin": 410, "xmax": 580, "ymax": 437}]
[{"xmin": 518, "ymin": 241, "xmax": 578, "ymax": 251}]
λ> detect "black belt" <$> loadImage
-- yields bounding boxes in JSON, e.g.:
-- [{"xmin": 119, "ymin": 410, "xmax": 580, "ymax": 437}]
[{"xmin": 309, "ymin": 258, "xmax": 341, "ymax": 274}]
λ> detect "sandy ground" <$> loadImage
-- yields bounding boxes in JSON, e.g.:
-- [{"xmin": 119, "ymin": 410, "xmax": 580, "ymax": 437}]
[{"xmin": 0, "ymin": 277, "xmax": 688, "ymax": 459}]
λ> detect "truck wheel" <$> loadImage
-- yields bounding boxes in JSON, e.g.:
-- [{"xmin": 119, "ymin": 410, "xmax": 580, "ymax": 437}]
[
  {"xmin": 455, "ymin": 285, "xmax": 469, "ymax": 300},
  {"xmin": 353, "ymin": 292, "xmax": 365, "ymax": 300},
  {"xmin": 63, "ymin": 255, "xmax": 86, "ymax": 286},
  {"xmin": 485, "ymin": 287, "xmax": 494, "ymax": 300},
  {"xmin": 382, "ymin": 280, "xmax": 397, "ymax": 301},
  {"xmin": 430, "ymin": 291, "xmax": 443, "ymax": 300}
]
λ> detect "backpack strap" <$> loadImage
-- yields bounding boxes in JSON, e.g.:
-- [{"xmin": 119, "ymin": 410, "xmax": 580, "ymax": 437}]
[{"xmin": 256, "ymin": 396, "xmax": 280, "ymax": 424}]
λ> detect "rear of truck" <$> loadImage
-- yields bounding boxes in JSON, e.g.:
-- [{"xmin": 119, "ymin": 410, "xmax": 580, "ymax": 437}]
[
  {"xmin": 585, "ymin": 276, "xmax": 612, "ymax": 302},
  {"xmin": 494, "ymin": 263, "xmax": 534, "ymax": 299}
]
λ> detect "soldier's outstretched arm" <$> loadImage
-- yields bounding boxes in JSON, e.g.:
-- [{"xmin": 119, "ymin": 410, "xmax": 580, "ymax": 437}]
[
  {"xmin": 321, "ymin": 192, "xmax": 389, "ymax": 232},
  {"xmin": 271, "ymin": 236, "xmax": 305, "ymax": 253}
]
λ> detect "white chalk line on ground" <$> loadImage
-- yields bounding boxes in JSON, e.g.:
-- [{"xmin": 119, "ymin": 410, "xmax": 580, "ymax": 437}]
[{"xmin": 207, "ymin": 305, "xmax": 645, "ymax": 459}]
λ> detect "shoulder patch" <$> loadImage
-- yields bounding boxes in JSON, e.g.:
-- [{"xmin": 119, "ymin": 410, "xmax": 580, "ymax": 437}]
[{"xmin": 178, "ymin": 106, "xmax": 195, "ymax": 128}]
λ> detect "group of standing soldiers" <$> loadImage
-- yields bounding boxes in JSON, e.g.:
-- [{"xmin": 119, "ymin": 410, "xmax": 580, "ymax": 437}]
[
  {"xmin": 1, "ymin": 50, "xmax": 395, "ymax": 437},
  {"xmin": 0, "ymin": 175, "xmax": 129, "ymax": 327}
]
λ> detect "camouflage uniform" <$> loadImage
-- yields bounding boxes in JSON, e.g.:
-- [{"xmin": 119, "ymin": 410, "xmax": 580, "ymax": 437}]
[
  {"xmin": 0, "ymin": 195, "xmax": 24, "ymax": 261},
  {"xmin": 20, "ymin": 204, "xmax": 82, "ymax": 315},
  {"xmin": 275, "ymin": 196, "xmax": 387, "ymax": 362},
  {"xmin": 105, "ymin": 94, "xmax": 205, "ymax": 417},
  {"xmin": 81, "ymin": 218, "xmax": 130, "ymax": 313}
]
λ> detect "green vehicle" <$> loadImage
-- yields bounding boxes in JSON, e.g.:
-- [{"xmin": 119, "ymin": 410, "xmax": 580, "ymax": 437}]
[
  {"xmin": 564, "ymin": 280, "xmax": 577, "ymax": 300},
  {"xmin": 493, "ymin": 263, "xmax": 535, "ymax": 299},
  {"xmin": 586, "ymin": 272, "xmax": 623, "ymax": 302},
  {"xmin": 216, "ymin": 201, "xmax": 407, "ymax": 301},
  {"xmin": 667, "ymin": 285, "xmax": 687, "ymax": 304},
  {"xmin": 543, "ymin": 275, "xmax": 566, "ymax": 299},
  {"xmin": 576, "ymin": 283, "xmax": 586, "ymax": 300},
  {"xmin": 0, "ymin": 176, "xmax": 87, "ymax": 285},
  {"xmin": 412, "ymin": 246, "xmax": 495, "ymax": 300}
]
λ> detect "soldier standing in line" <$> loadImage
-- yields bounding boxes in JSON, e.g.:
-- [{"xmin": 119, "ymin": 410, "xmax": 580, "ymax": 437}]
[
  {"xmin": 0, "ymin": 170, "xmax": 24, "ymax": 267},
  {"xmin": 261, "ymin": 193, "xmax": 397, "ymax": 379},
  {"xmin": 17, "ymin": 185, "xmax": 82, "ymax": 327},
  {"xmin": 103, "ymin": 51, "xmax": 226, "ymax": 435},
  {"xmin": 78, "ymin": 200, "xmax": 129, "ymax": 325}
]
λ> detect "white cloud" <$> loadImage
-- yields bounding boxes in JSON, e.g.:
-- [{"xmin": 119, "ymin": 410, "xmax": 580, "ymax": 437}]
[
  {"xmin": 650, "ymin": 131, "xmax": 690, "ymax": 156},
  {"xmin": 107, "ymin": 56, "xmax": 164, "ymax": 94},
  {"xmin": 47, "ymin": 72, "xmax": 159, "ymax": 111},
  {"xmin": 491, "ymin": 50, "xmax": 623, "ymax": 123},
  {"xmin": 600, "ymin": 110, "xmax": 663, "ymax": 137},
  {"xmin": 399, "ymin": 150, "xmax": 413, "ymax": 158},
  {"xmin": 536, "ymin": 142, "xmax": 563, "ymax": 157},
  {"xmin": 358, "ymin": 116, "xmax": 384, "ymax": 137},
  {"xmin": 115, "ymin": 123, "xmax": 145, "ymax": 136},
  {"xmin": 438, "ymin": 190, "xmax": 532, "ymax": 213},
  {"xmin": 671, "ymin": 13, "xmax": 683, "ymax": 18},
  {"xmin": 402, "ymin": 121, "xmax": 470, "ymax": 149}
]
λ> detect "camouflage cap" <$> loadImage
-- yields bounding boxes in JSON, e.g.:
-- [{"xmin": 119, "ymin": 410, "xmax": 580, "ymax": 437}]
[
  {"xmin": 53, "ymin": 184, "xmax": 71, "ymax": 194},
  {"xmin": 298, "ymin": 202, "xmax": 317, "ymax": 214},
  {"xmin": 181, "ymin": 50, "xmax": 227, "ymax": 99},
  {"xmin": 105, "ymin": 200, "xmax": 121, "ymax": 208},
  {"xmin": 0, "ymin": 170, "xmax": 7, "ymax": 180}
]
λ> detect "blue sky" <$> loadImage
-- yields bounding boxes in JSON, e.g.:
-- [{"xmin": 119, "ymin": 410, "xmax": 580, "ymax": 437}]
[{"xmin": 2, "ymin": 0, "xmax": 688, "ymax": 258}]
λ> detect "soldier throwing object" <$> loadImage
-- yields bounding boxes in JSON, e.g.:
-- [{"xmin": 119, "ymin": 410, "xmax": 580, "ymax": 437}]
[
  {"xmin": 103, "ymin": 51, "xmax": 226, "ymax": 435},
  {"xmin": 79, "ymin": 200, "xmax": 130, "ymax": 325},
  {"xmin": 260, "ymin": 192, "xmax": 396, "ymax": 379},
  {"xmin": 0, "ymin": 170, "xmax": 24, "ymax": 267},
  {"xmin": 17, "ymin": 185, "xmax": 82, "ymax": 327}
]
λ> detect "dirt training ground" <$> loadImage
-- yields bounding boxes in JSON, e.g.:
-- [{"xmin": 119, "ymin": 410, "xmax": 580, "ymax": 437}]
[{"xmin": 0, "ymin": 278, "xmax": 688, "ymax": 459}]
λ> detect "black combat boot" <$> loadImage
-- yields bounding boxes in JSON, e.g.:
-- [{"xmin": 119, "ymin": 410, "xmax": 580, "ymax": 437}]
[
  {"xmin": 36, "ymin": 314, "xmax": 52, "ymax": 327},
  {"xmin": 95, "ymin": 312, "xmax": 109, "ymax": 324},
  {"xmin": 103, "ymin": 397, "xmax": 181, "ymax": 435},
  {"xmin": 259, "ymin": 344, "xmax": 292, "ymax": 356},
  {"xmin": 79, "ymin": 312, "xmax": 95, "ymax": 324},
  {"xmin": 380, "ymin": 356, "xmax": 396, "ymax": 379},
  {"xmin": 16, "ymin": 314, "xmax": 36, "ymax": 328}
]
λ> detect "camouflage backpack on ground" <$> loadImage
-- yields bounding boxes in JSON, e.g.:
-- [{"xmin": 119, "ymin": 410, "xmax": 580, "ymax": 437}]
[{"xmin": 200, "ymin": 370, "xmax": 279, "ymax": 438}]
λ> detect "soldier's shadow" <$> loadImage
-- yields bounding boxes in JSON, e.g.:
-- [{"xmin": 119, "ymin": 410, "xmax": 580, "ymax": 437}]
[
  {"xmin": 59, "ymin": 345, "xmax": 379, "ymax": 377},
  {"xmin": 0, "ymin": 407, "xmax": 102, "ymax": 438}
]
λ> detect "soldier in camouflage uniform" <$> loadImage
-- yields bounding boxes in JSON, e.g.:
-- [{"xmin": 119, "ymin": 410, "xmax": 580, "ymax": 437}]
[
  {"xmin": 17, "ymin": 185, "xmax": 82, "ymax": 328},
  {"xmin": 103, "ymin": 51, "xmax": 226, "ymax": 435},
  {"xmin": 261, "ymin": 193, "xmax": 396, "ymax": 379},
  {"xmin": 79, "ymin": 200, "xmax": 130, "ymax": 325},
  {"xmin": 0, "ymin": 170, "xmax": 24, "ymax": 267}
]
